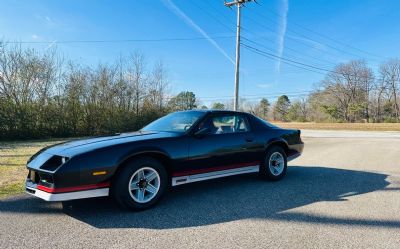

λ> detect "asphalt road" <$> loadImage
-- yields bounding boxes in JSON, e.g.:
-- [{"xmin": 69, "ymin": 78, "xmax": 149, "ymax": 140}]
[{"xmin": 1, "ymin": 130, "xmax": 399, "ymax": 249}]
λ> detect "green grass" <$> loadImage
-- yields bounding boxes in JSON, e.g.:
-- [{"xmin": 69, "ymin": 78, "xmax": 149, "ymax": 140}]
[
  {"xmin": 0, "ymin": 139, "xmax": 66, "ymax": 199},
  {"xmin": 0, "ymin": 182, "xmax": 24, "ymax": 198}
]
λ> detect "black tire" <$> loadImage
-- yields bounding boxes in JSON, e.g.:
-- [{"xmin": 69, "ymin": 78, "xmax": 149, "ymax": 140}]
[
  {"xmin": 111, "ymin": 157, "xmax": 168, "ymax": 211},
  {"xmin": 259, "ymin": 145, "xmax": 287, "ymax": 181}
]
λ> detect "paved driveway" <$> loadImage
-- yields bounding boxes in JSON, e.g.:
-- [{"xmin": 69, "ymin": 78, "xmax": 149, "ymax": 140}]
[{"xmin": 1, "ymin": 131, "xmax": 399, "ymax": 248}]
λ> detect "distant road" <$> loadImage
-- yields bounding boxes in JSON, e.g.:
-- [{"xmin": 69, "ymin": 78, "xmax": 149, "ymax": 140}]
[
  {"xmin": 273, "ymin": 122, "xmax": 400, "ymax": 132},
  {"xmin": 302, "ymin": 129, "xmax": 400, "ymax": 138},
  {"xmin": 1, "ymin": 134, "xmax": 399, "ymax": 249}
]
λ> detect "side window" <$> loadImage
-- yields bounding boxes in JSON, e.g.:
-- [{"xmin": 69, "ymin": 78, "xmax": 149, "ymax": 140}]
[{"xmin": 197, "ymin": 114, "xmax": 250, "ymax": 134}]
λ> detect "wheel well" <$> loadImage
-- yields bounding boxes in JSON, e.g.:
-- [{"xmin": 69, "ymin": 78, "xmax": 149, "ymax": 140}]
[
  {"xmin": 267, "ymin": 141, "xmax": 289, "ymax": 155},
  {"xmin": 113, "ymin": 152, "xmax": 173, "ymax": 182}
]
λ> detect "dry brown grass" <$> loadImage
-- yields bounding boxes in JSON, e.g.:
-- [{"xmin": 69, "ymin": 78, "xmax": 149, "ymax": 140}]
[
  {"xmin": 0, "ymin": 139, "xmax": 66, "ymax": 198},
  {"xmin": 271, "ymin": 122, "xmax": 400, "ymax": 131}
]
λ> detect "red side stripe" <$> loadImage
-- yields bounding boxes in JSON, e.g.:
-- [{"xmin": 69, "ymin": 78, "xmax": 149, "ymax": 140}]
[
  {"xmin": 37, "ymin": 182, "xmax": 110, "ymax": 194},
  {"xmin": 172, "ymin": 161, "xmax": 261, "ymax": 177}
]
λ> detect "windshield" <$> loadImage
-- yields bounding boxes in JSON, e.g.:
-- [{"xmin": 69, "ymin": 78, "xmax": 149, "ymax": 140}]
[{"xmin": 141, "ymin": 111, "xmax": 205, "ymax": 133}]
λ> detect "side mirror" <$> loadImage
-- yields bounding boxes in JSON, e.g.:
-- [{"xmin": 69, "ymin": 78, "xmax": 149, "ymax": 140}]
[{"xmin": 193, "ymin": 127, "xmax": 210, "ymax": 138}]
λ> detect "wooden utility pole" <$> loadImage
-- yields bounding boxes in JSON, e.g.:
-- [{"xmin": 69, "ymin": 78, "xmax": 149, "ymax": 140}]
[{"xmin": 224, "ymin": 0, "xmax": 254, "ymax": 111}]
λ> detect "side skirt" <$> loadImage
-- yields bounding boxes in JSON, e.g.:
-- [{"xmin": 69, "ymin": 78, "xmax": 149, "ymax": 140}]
[{"xmin": 171, "ymin": 165, "xmax": 259, "ymax": 186}]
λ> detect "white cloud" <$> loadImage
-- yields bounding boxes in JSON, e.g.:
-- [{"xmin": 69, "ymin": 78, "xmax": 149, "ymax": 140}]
[
  {"xmin": 256, "ymin": 83, "xmax": 273, "ymax": 89},
  {"xmin": 161, "ymin": 0, "xmax": 234, "ymax": 64},
  {"xmin": 35, "ymin": 15, "xmax": 56, "ymax": 26},
  {"xmin": 31, "ymin": 34, "xmax": 40, "ymax": 40},
  {"xmin": 276, "ymin": 0, "xmax": 289, "ymax": 74},
  {"xmin": 44, "ymin": 16, "xmax": 56, "ymax": 25}
]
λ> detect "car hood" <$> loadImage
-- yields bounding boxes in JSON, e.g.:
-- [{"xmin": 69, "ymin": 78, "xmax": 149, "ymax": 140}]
[{"xmin": 42, "ymin": 131, "xmax": 180, "ymax": 157}]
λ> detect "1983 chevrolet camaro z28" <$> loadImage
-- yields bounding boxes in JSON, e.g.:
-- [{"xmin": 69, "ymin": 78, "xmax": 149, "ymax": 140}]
[{"xmin": 26, "ymin": 110, "xmax": 304, "ymax": 210}]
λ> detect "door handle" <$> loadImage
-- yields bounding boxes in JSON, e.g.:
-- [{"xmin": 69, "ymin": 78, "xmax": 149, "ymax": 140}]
[{"xmin": 245, "ymin": 138, "xmax": 254, "ymax": 142}]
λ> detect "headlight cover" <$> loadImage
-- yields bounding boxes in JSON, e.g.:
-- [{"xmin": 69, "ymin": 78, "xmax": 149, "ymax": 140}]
[{"xmin": 39, "ymin": 155, "xmax": 69, "ymax": 172}]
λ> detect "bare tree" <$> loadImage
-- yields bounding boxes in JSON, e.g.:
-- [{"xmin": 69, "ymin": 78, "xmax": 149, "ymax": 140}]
[
  {"xmin": 146, "ymin": 60, "xmax": 169, "ymax": 111},
  {"xmin": 128, "ymin": 52, "xmax": 147, "ymax": 115},
  {"xmin": 0, "ymin": 42, "xmax": 61, "ymax": 136},
  {"xmin": 379, "ymin": 59, "xmax": 400, "ymax": 120},
  {"xmin": 321, "ymin": 60, "xmax": 374, "ymax": 122}
]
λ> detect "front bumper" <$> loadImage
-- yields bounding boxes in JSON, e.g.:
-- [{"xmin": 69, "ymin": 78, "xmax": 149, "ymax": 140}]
[
  {"xmin": 26, "ymin": 183, "xmax": 109, "ymax": 201},
  {"xmin": 25, "ymin": 173, "xmax": 109, "ymax": 202}
]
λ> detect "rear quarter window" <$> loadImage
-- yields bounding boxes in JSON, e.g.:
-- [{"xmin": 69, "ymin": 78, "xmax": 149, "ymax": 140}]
[{"xmin": 250, "ymin": 115, "xmax": 279, "ymax": 130}]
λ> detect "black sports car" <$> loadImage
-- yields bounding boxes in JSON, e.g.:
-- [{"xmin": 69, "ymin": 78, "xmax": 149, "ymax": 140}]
[{"xmin": 26, "ymin": 110, "xmax": 304, "ymax": 210}]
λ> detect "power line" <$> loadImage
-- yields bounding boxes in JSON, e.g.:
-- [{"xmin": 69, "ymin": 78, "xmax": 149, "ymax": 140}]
[
  {"xmin": 261, "ymin": 8, "xmax": 385, "ymax": 60},
  {"xmin": 191, "ymin": 2, "xmax": 343, "ymax": 69},
  {"xmin": 196, "ymin": 90, "xmax": 313, "ymax": 100},
  {"xmin": 220, "ymin": 5, "xmax": 351, "ymax": 62},
  {"xmin": 241, "ymin": 35, "xmax": 338, "ymax": 67},
  {"xmin": 188, "ymin": 5, "xmax": 383, "ymax": 81},
  {"xmin": 190, "ymin": 2, "xmax": 336, "ymax": 79},
  {"xmin": 244, "ymin": 2, "xmax": 385, "ymax": 61},
  {"xmin": 210, "ymin": 7, "xmax": 372, "ymax": 69},
  {"xmin": 189, "ymin": 0, "xmax": 235, "ymax": 33},
  {"xmin": 241, "ymin": 42, "xmax": 385, "ymax": 81},
  {"xmin": 186, "ymin": 1, "xmax": 342, "ymax": 96},
  {"xmin": 241, "ymin": 14, "xmax": 370, "ymax": 63},
  {"xmin": 246, "ymin": 13, "xmax": 371, "ymax": 61},
  {"xmin": 207, "ymin": 0, "xmax": 237, "ymax": 24},
  {"xmin": 209, "ymin": 2, "xmax": 348, "ymax": 67},
  {"xmin": 1, "ymin": 36, "xmax": 236, "ymax": 44},
  {"xmin": 195, "ymin": 92, "xmax": 311, "ymax": 102},
  {"xmin": 241, "ymin": 42, "xmax": 330, "ymax": 75}
]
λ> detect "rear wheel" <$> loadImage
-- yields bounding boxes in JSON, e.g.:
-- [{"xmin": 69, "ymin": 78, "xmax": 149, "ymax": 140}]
[
  {"xmin": 112, "ymin": 157, "xmax": 167, "ymax": 211},
  {"xmin": 260, "ymin": 146, "xmax": 287, "ymax": 181}
]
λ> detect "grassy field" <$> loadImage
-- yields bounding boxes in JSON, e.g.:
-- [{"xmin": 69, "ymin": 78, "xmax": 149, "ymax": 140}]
[
  {"xmin": 272, "ymin": 122, "xmax": 400, "ymax": 131},
  {"xmin": 0, "ymin": 139, "xmax": 66, "ymax": 198}
]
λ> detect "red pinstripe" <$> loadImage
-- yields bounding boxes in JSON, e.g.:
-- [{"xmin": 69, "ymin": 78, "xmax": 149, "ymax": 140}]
[{"xmin": 37, "ymin": 182, "xmax": 110, "ymax": 193}]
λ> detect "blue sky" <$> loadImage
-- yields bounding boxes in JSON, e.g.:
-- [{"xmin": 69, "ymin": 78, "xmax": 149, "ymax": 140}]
[{"xmin": 1, "ymin": 0, "xmax": 399, "ymax": 105}]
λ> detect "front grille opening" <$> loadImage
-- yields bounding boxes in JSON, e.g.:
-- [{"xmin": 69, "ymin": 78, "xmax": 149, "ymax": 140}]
[
  {"xmin": 40, "ymin": 155, "xmax": 66, "ymax": 171},
  {"xmin": 28, "ymin": 170, "xmax": 41, "ymax": 184},
  {"xmin": 28, "ymin": 169, "xmax": 55, "ymax": 187},
  {"xmin": 39, "ymin": 173, "xmax": 54, "ymax": 185},
  {"xmin": 26, "ymin": 188, "xmax": 35, "ymax": 194}
]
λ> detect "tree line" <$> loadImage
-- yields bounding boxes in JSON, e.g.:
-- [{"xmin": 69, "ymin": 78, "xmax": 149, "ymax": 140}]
[
  {"xmin": 0, "ymin": 43, "xmax": 399, "ymax": 140},
  {"xmin": 209, "ymin": 60, "xmax": 400, "ymax": 123},
  {"xmin": 0, "ymin": 43, "xmax": 173, "ymax": 139}
]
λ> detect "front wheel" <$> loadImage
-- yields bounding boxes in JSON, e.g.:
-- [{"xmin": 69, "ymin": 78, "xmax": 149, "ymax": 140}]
[
  {"xmin": 260, "ymin": 146, "xmax": 287, "ymax": 181},
  {"xmin": 112, "ymin": 157, "xmax": 167, "ymax": 211}
]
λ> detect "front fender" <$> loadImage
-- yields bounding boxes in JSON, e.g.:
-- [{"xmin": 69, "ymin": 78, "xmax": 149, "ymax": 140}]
[{"xmin": 116, "ymin": 146, "xmax": 171, "ymax": 167}]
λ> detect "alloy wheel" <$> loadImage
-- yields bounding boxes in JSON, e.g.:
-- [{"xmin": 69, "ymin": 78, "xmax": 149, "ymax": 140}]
[
  {"xmin": 128, "ymin": 167, "xmax": 161, "ymax": 203},
  {"xmin": 268, "ymin": 152, "xmax": 285, "ymax": 176}
]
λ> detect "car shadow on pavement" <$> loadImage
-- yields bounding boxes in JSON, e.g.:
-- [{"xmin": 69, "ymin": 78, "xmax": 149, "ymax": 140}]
[{"xmin": 0, "ymin": 166, "xmax": 398, "ymax": 229}]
